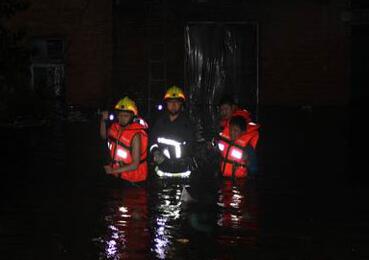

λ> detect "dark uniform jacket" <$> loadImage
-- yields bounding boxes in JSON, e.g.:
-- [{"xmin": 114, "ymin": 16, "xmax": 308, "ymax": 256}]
[{"xmin": 149, "ymin": 112, "xmax": 195, "ymax": 172}]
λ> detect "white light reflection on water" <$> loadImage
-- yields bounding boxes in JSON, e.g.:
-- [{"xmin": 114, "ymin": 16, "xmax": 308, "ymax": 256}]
[
  {"xmin": 152, "ymin": 184, "xmax": 184, "ymax": 259},
  {"xmin": 106, "ymin": 239, "xmax": 118, "ymax": 258},
  {"xmin": 217, "ymin": 182, "xmax": 244, "ymax": 228},
  {"xmin": 104, "ymin": 224, "xmax": 125, "ymax": 259},
  {"xmin": 119, "ymin": 206, "xmax": 128, "ymax": 213},
  {"xmin": 154, "ymin": 217, "xmax": 171, "ymax": 259},
  {"xmin": 102, "ymin": 204, "xmax": 131, "ymax": 259}
]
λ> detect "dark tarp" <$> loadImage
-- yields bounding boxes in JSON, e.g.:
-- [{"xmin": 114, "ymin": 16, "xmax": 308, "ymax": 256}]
[{"xmin": 185, "ymin": 22, "xmax": 258, "ymax": 140}]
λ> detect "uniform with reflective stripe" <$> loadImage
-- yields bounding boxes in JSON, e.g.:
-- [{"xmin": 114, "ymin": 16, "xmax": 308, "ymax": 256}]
[
  {"xmin": 149, "ymin": 112, "xmax": 194, "ymax": 177},
  {"xmin": 151, "ymin": 136, "xmax": 191, "ymax": 177},
  {"xmin": 107, "ymin": 122, "xmax": 148, "ymax": 182}
]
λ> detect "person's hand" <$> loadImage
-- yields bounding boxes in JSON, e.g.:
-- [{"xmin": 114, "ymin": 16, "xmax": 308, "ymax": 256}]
[
  {"xmin": 101, "ymin": 111, "xmax": 109, "ymax": 121},
  {"xmin": 242, "ymin": 151, "xmax": 248, "ymax": 161},
  {"xmin": 153, "ymin": 150, "xmax": 165, "ymax": 165},
  {"xmin": 104, "ymin": 165, "xmax": 114, "ymax": 174},
  {"xmin": 104, "ymin": 165, "xmax": 120, "ymax": 177},
  {"xmin": 206, "ymin": 141, "xmax": 214, "ymax": 151},
  {"xmin": 206, "ymin": 137, "xmax": 218, "ymax": 151}
]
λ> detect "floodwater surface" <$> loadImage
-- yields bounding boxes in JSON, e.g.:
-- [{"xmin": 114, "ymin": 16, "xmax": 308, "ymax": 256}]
[{"xmin": 1, "ymin": 106, "xmax": 368, "ymax": 259}]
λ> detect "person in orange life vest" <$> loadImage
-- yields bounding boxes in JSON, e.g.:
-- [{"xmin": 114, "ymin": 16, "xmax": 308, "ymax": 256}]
[
  {"xmin": 217, "ymin": 115, "xmax": 260, "ymax": 178},
  {"xmin": 218, "ymin": 95, "xmax": 252, "ymax": 132},
  {"xmin": 99, "ymin": 97, "xmax": 148, "ymax": 183}
]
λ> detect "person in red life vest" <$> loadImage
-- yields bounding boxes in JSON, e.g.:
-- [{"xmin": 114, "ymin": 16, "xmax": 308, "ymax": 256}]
[
  {"xmin": 218, "ymin": 95, "xmax": 252, "ymax": 132},
  {"xmin": 217, "ymin": 115, "xmax": 260, "ymax": 178},
  {"xmin": 99, "ymin": 97, "xmax": 148, "ymax": 183}
]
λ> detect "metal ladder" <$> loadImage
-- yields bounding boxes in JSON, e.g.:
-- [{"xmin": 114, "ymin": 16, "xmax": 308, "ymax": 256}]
[{"xmin": 145, "ymin": 0, "xmax": 167, "ymax": 119}]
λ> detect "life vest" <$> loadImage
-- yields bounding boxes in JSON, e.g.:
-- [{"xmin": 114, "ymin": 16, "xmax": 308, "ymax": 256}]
[
  {"xmin": 107, "ymin": 122, "xmax": 148, "ymax": 182},
  {"xmin": 220, "ymin": 108, "xmax": 252, "ymax": 131},
  {"xmin": 233, "ymin": 108, "xmax": 252, "ymax": 123},
  {"xmin": 217, "ymin": 122, "xmax": 260, "ymax": 178},
  {"xmin": 134, "ymin": 116, "xmax": 149, "ymax": 129}
]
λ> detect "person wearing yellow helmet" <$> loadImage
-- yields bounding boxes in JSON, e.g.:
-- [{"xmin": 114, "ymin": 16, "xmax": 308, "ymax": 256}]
[
  {"xmin": 99, "ymin": 96, "xmax": 149, "ymax": 183},
  {"xmin": 149, "ymin": 85, "xmax": 195, "ymax": 177},
  {"xmin": 114, "ymin": 96, "xmax": 139, "ymax": 116},
  {"xmin": 163, "ymin": 85, "xmax": 186, "ymax": 102},
  {"xmin": 162, "ymin": 85, "xmax": 186, "ymax": 120}
]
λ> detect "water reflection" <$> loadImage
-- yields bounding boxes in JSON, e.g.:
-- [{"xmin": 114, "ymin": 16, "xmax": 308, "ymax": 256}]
[
  {"xmin": 149, "ymin": 180, "xmax": 187, "ymax": 259},
  {"xmin": 94, "ymin": 178, "xmax": 260, "ymax": 259},
  {"xmin": 217, "ymin": 179, "xmax": 259, "ymax": 249},
  {"xmin": 97, "ymin": 184, "xmax": 149, "ymax": 259},
  {"xmin": 2, "ymin": 106, "xmax": 359, "ymax": 259}
]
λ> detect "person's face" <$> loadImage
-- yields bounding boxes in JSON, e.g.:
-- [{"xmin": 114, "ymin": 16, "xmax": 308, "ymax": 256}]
[
  {"xmin": 117, "ymin": 111, "xmax": 133, "ymax": 126},
  {"xmin": 220, "ymin": 104, "xmax": 234, "ymax": 120},
  {"xmin": 230, "ymin": 124, "xmax": 242, "ymax": 141},
  {"xmin": 166, "ymin": 99, "xmax": 182, "ymax": 115}
]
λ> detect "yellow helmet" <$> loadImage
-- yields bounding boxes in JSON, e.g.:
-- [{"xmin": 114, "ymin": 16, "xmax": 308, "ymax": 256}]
[
  {"xmin": 163, "ymin": 85, "xmax": 186, "ymax": 101},
  {"xmin": 114, "ymin": 96, "xmax": 138, "ymax": 116}
]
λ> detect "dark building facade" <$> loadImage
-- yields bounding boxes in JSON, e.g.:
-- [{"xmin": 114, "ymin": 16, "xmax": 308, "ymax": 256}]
[
  {"xmin": 10, "ymin": 0, "xmax": 367, "ymax": 112},
  {"xmin": 11, "ymin": 0, "xmax": 112, "ymax": 106}
]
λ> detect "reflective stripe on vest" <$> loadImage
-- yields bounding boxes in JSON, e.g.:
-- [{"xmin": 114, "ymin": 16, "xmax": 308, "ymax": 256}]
[
  {"xmin": 219, "ymin": 121, "xmax": 260, "ymax": 178},
  {"xmin": 107, "ymin": 122, "xmax": 148, "ymax": 182}
]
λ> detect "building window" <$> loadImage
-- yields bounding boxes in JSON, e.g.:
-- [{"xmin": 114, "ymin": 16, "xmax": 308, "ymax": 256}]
[
  {"xmin": 31, "ymin": 38, "xmax": 65, "ymax": 98},
  {"xmin": 31, "ymin": 38, "xmax": 64, "ymax": 61}
]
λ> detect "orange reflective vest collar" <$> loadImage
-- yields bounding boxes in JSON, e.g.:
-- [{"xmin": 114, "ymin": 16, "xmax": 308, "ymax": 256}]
[
  {"xmin": 233, "ymin": 108, "xmax": 252, "ymax": 123},
  {"xmin": 218, "ymin": 122, "xmax": 260, "ymax": 178},
  {"xmin": 107, "ymin": 122, "xmax": 148, "ymax": 182},
  {"xmin": 220, "ymin": 108, "xmax": 252, "ymax": 130}
]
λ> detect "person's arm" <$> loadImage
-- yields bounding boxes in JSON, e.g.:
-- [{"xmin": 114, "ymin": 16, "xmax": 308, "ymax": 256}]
[
  {"xmin": 149, "ymin": 118, "xmax": 162, "ymax": 155},
  {"xmin": 149, "ymin": 120, "xmax": 167, "ymax": 164},
  {"xmin": 245, "ymin": 145, "xmax": 257, "ymax": 174},
  {"xmin": 106, "ymin": 134, "xmax": 141, "ymax": 175},
  {"xmin": 99, "ymin": 111, "xmax": 109, "ymax": 139}
]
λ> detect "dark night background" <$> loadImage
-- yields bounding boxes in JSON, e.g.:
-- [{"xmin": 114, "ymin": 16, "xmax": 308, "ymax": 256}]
[{"xmin": 1, "ymin": 0, "xmax": 368, "ymax": 259}]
